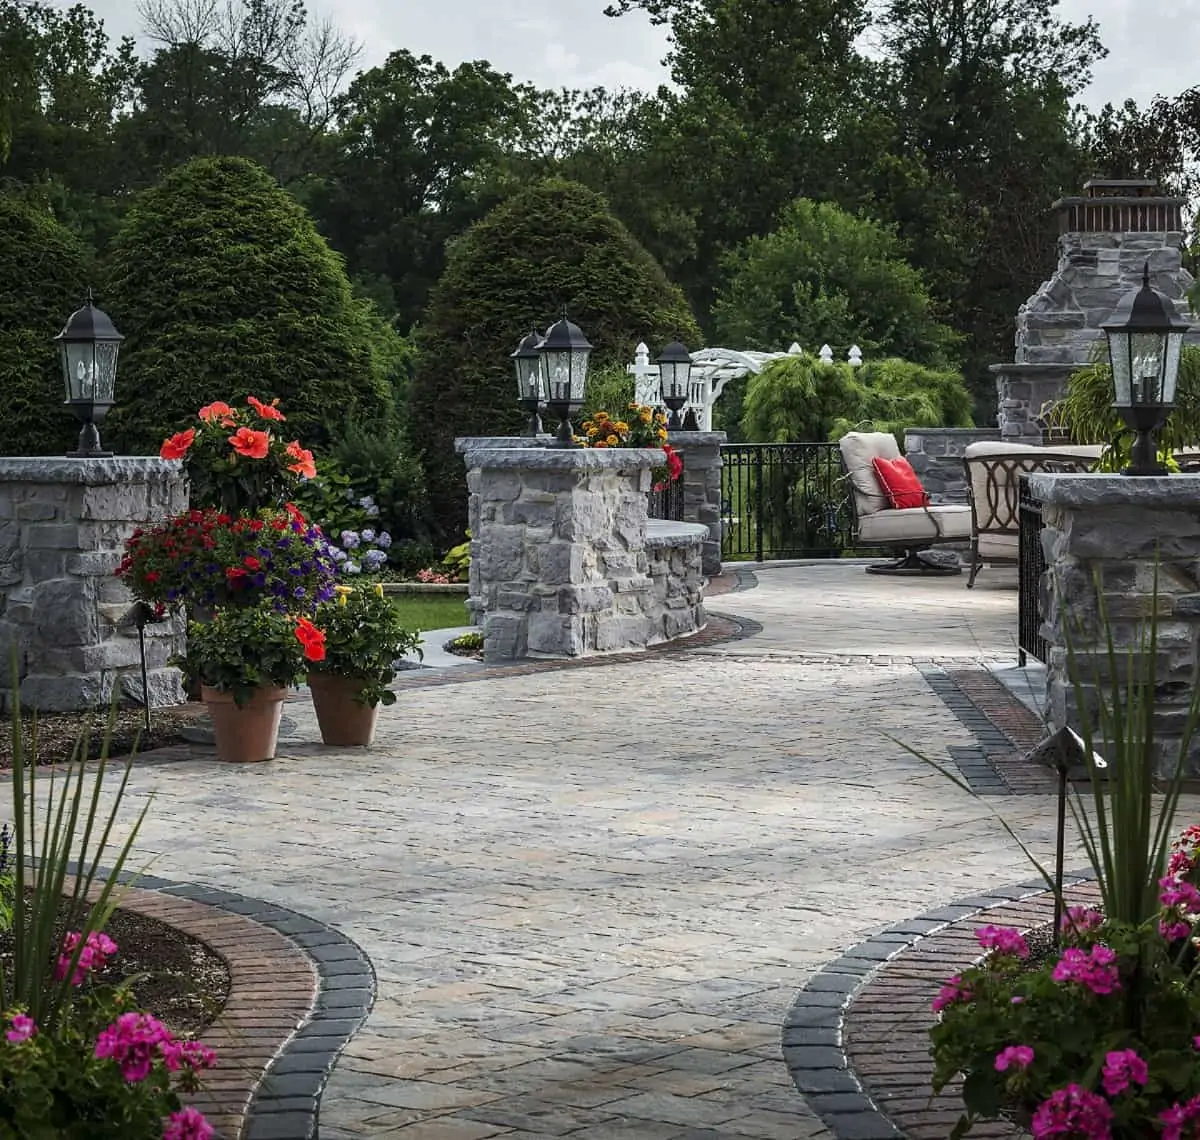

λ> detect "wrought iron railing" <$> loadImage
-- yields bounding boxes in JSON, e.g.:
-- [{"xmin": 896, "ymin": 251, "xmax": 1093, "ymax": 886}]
[
  {"xmin": 719, "ymin": 442, "xmax": 858, "ymax": 561},
  {"xmin": 647, "ymin": 475, "xmax": 684, "ymax": 521},
  {"xmin": 1018, "ymin": 474, "xmax": 1047, "ymax": 666}
]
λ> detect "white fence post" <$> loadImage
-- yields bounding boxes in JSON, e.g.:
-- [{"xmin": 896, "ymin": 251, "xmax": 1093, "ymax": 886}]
[{"xmin": 627, "ymin": 342, "xmax": 661, "ymax": 408}]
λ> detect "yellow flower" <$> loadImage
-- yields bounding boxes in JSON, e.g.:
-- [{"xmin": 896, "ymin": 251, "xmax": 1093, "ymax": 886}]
[
  {"xmin": 595, "ymin": 411, "xmax": 610, "ymax": 421},
  {"xmin": 657, "ymin": 429, "xmax": 668, "ymax": 441},
  {"xmin": 606, "ymin": 434, "xmax": 619, "ymax": 445},
  {"xmin": 640, "ymin": 411, "xmax": 651, "ymax": 424},
  {"xmin": 615, "ymin": 421, "xmax": 629, "ymax": 432},
  {"xmin": 374, "ymin": 582, "xmax": 385, "ymax": 598}
]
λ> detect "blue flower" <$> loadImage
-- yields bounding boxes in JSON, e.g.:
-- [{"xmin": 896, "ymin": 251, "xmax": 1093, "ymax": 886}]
[
  {"xmin": 361, "ymin": 529, "xmax": 376, "ymax": 543},
  {"xmin": 293, "ymin": 586, "xmax": 306, "ymax": 599},
  {"xmin": 252, "ymin": 572, "xmax": 267, "ymax": 587},
  {"xmin": 344, "ymin": 561, "xmax": 362, "ymax": 575},
  {"xmin": 341, "ymin": 530, "xmax": 361, "ymax": 549},
  {"xmin": 331, "ymin": 548, "xmax": 348, "ymax": 563},
  {"xmin": 357, "ymin": 495, "xmax": 375, "ymax": 509},
  {"xmin": 365, "ymin": 505, "xmax": 380, "ymax": 517},
  {"xmin": 363, "ymin": 549, "xmax": 387, "ymax": 567},
  {"xmin": 376, "ymin": 531, "xmax": 393, "ymax": 549}
]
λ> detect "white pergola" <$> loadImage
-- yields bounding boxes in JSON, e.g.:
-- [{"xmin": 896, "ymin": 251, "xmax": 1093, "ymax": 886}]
[{"xmin": 628, "ymin": 342, "xmax": 862, "ymax": 431}]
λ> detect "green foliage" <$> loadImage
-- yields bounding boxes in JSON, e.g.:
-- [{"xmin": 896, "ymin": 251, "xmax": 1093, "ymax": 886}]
[
  {"xmin": 713, "ymin": 198, "xmax": 960, "ymax": 366},
  {"xmin": 440, "ymin": 541, "xmax": 470, "ymax": 584},
  {"xmin": 408, "ymin": 177, "xmax": 701, "ymax": 539},
  {"xmin": 1044, "ymin": 348, "xmax": 1200, "ymax": 468},
  {"xmin": 4, "ymin": 684, "xmax": 147, "ymax": 1032},
  {"xmin": 101, "ymin": 156, "xmax": 393, "ymax": 454},
  {"xmin": 176, "ymin": 606, "xmax": 312, "ymax": 707},
  {"xmin": 741, "ymin": 355, "xmax": 972, "ymax": 444},
  {"xmin": 310, "ymin": 585, "xmax": 422, "ymax": 707},
  {"xmin": 578, "ymin": 364, "xmax": 635, "ymax": 426},
  {"xmin": 0, "ymin": 194, "xmax": 91, "ymax": 456}
]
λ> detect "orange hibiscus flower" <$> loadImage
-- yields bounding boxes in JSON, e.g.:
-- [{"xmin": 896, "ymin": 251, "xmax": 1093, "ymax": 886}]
[
  {"xmin": 160, "ymin": 428, "xmax": 196, "ymax": 460},
  {"xmin": 247, "ymin": 396, "xmax": 286, "ymax": 422},
  {"xmin": 228, "ymin": 427, "xmax": 271, "ymax": 459},
  {"xmin": 198, "ymin": 401, "xmax": 234, "ymax": 424},
  {"xmin": 294, "ymin": 618, "xmax": 326, "ymax": 662},
  {"xmin": 285, "ymin": 440, "xmax": 316, "ymax": 479}
]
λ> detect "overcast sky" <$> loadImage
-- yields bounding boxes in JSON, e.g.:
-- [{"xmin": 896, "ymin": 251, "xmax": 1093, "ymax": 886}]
[{"xmin": 83, "ymin": 0, "xmax": 1197, "ymax": 113}]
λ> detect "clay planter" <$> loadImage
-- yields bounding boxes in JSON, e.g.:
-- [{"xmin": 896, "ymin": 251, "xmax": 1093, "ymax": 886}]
[
  {"xmin": 307, "ymin": 673, "xmax": 380, "ymax": 747},
  {"xmin": 201, "ymin": 685, "xmax": 286, "ymax": 763}
]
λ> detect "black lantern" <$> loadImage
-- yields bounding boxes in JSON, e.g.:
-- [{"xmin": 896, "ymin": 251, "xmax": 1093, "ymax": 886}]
[
  {"xmin": 538, "ymin": 314, "xmax": 592, "ymax": 448},
  {"xmin": 1103, "ymin": 263, "xmax": 1190, "ymax": 475},
  {"xmin": 54, "ymin": 291, "xmax": 123, "ymax": 458},
  {"xmin": 511, "ymin": 330, "xmax": 544, "ymax": 437},
  {"xmin": 656, "ymin": 341, "xmax": 692, "ymax": 429}
]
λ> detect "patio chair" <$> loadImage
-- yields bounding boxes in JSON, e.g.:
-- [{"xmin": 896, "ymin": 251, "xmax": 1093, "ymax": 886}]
[
  {"xmin": 839, "ymin": 431, "xmax": 971, "ymax": 576},
  {"xmin": 962, "ymin": 442, "xmax": 1102, "ymax": 588}
]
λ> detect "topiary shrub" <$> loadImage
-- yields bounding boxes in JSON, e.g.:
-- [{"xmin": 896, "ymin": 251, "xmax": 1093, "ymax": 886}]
[
  {"xmin": 408, "ymin": 177, "xmax": 702, "ymax": 540},
  {"xmin": 101, "ymin": 156, "xmax": 393, "ymax": 454},
  {"xmin": 0, "ymin": 194, "xmax": 91, "ymax": 456}
]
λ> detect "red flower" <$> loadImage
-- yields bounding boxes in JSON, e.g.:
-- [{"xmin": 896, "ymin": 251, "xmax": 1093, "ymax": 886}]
[
  {"xmin": 285, "ymin": 440, "xmax": 316, "ymax": 479},
  {"xmin": 243, "ymin": 556, "xmax": 261, "ymax": 571},
  {"xmin": 160, "ymin": 429, "xmax": 196, "ymax": 461},
  {"xmin": 662, "ymin": 443, "xmax": 683, "ymax": 481},
  {"xmin": 284, "ymin": 502, "xmax": 307, "ymax": 526},
  {"xmin": 248, "ymin": 519, "xmax": 264, "ymax": 533},
  {"xmin": 198, "ymin": 401, "xmax": 234, "ymax": 424},
  {"xmin": 294, "ymin": 618, "xmax": 326, "ymax": 662},
  {"xmin": 228, "ymin": 427, "xmax": 270, "ymax": 459},
  {"xmin": 247, "ymin": 396, "xmax": 286, "ymax": 422},
  {"xmin": 144, "ymin": 571, "xmax": 160, "ymax": 583}
]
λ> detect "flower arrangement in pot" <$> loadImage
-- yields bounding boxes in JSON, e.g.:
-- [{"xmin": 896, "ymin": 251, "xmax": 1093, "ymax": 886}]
[
  {"xmin": 577, "ymin": 403, "xmax": 683, "ymax": 490},
  {"xmin": 306, "ymin": 583, "xmax": 422, "ymax": 747},
  {"xmin": 173, "ymin": 605, "xmax": 326, "ymax": 762}
]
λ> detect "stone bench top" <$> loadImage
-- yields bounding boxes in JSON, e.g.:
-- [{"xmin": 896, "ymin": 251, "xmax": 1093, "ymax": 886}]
[
  {"xmin": 458, "ymin": 446, "xmax": 665, "ymax": 470},
  {"xmin": 0, "ymin": 456, "xmax": 181, "ymax": 484},
  {"xmin": 644, "ymin": 520, "xmax": 708, "ymax": 549}
]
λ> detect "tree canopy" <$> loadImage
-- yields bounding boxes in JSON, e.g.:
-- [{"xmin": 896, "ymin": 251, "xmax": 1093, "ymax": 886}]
[{"xmin": 102, "ymin": 155, "xmax": 393, "ymax": 453}]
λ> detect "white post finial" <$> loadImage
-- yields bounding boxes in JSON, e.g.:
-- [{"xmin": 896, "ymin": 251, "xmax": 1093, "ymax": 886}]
[
  {"xmin": 788, "ymin": 342, "xmax": 803, "ymax": 355},
  {"xmin": 818, "ymin": 344, "xmax": 833, "ymax": 364},
  {"xmin": 628, "ymin": 342, "xmax": 661, "ymax": 407},
  {"xmin": 848, "ymin": 345, "xmax": 863, "ymax": 367}
]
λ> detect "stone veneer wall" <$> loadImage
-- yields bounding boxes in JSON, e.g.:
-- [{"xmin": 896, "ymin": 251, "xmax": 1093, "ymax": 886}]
[
  {"xmin": 0, "ymin": 458, "xmax": 187, "ymax": 712},
  {"xmin": 458, "ymin": 442, "xmax": 707, "ymax": 662},
  {"xmin": 1030, "ymin": 472, "xmax": 1200, "ymax": 775},
  {"xmin": 903, "ymin": 427, "xmax": 1003, "ymax": 505},
  {"xmin": 666, "ymin": 430, "xmax": 725, "ymax": 576}
]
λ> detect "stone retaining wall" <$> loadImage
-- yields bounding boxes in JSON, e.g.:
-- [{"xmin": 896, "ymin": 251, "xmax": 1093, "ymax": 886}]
[
  {"xmin": 644, "ymin": 520, "xmax": 707, "ymax": 643},
  {"xmin": 1030, "ymin": 471, "xmax": 1200, "ymax": 775},
  {"xmin": 666, "ymin": 431, "xmax": 725, "ymax": 576},
  {"xmin": 0, "ymin": 457, "xmax": 187, "ymax": 712},
  {"xmin": 903, "ymin": 427, "xmax": 1002, "ymax": 505}
]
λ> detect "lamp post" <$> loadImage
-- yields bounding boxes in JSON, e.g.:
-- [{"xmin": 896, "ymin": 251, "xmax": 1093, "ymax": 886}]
[
  {"xmin": 656, "ymin": 341, "xmax": 693, "ymax": 430},
  {"xmin": 511, "ymin": 330, "xmax": 544, "ymax": 437},
  {"xmin": 1103, "ymin": 263, "xmax": 1190, "ymax": 476},
  {"xmin": 538, "ymin": 314, "xmax": 592, "ymax": 449},
  {"xmin": 54, "ymin": 290, "xmax": 123, "ymax": 458}
]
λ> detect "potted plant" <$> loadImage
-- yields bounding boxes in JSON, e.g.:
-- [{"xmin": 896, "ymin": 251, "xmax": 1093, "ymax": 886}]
[
  {"xmin": 174, "ymin": 605, "xmax": 326, "ymax": 762},
  {"xmin": 306, "ymin": 584, "xmax": 421, "ymax": 746}
]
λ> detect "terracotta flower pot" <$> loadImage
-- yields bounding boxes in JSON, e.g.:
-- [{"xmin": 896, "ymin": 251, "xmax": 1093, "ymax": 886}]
[
  {"xmin": 307, "ymin": 673, "xmax": 380, "ymax": 747},
  {"xmin": 201, "ymin": 685, "xmax": 286, "ymax": 763}
]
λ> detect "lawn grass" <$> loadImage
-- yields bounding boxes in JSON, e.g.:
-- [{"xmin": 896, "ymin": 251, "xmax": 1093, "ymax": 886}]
[{"xmin": 390, "ymin": 593, "xmax": 473, "ymax": 634}]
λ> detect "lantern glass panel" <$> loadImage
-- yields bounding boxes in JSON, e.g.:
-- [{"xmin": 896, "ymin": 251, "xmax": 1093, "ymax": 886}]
[
  {"xmin": 543, "ymin": 349, "xmax": 589, "ymax": 404},
  {"xmin": 1130, "ymin": 331, "xmax": 1167, "ymax": 404},
  {"xmin": 659, "ymin": 361, "xmax": 685, "ymax": 400},
  {"xmin": 515, "ymin": 355, "xmax": 540, "ymax": 401},
  {"xmin": 93, "ymin": 340, "xmax": 119, "ymax": 401},
  {"xmin": 1107, "ymin": 329, "xmax": 1133, "ymax": 406},
  {"xmin": 1164, "ymin": 330, "xmax": 1185, "ymax": 404}
]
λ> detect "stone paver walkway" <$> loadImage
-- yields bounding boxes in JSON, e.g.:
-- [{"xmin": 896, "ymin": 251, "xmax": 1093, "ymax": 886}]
[{"xmin": 102, "ymin": 566, "xmax": 1081, "ymax": 1138}]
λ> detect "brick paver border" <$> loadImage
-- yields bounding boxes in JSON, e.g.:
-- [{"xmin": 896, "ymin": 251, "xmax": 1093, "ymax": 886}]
[
  {"xmin": 782, "ymin": 873, "xmax": 1099, "ymax": 1140},
  {"xmin": 102, "ymin": 871, "xmax": 374, "ymax": 1140}
]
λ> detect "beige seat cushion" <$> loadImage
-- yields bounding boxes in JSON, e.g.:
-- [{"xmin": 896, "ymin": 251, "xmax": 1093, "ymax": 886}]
[
  {"xmin": 977, "ymin": 532, "xmax": 1019, "ymax": 559},
  {"xmin": 839, "ymin": 431, "xmax": 900, "ymax": 518},
  {"xmin": 857, "ymin": 504, "xmax": 971, "ymax": 544}
]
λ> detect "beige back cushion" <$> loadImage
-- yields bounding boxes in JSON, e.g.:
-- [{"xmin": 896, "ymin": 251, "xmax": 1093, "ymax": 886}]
[{"xmin": 839, "ymin": 431, "xmax": 901, "ymax": 517}]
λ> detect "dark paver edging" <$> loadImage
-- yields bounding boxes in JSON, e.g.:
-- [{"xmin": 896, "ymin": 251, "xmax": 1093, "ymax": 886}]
[
  {"xmin": 100, "ymin": 869, "xmax": 374, "ymax": 1140},
  {"xmin": 782, "ymin": 870, "xmax": 1095, "ymax": 1140}
]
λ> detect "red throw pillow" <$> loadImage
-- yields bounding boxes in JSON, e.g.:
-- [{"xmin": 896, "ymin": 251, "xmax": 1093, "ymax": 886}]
[{"xmin": 871, "ymin": 456, "xmax": 930, "ymax": 509}]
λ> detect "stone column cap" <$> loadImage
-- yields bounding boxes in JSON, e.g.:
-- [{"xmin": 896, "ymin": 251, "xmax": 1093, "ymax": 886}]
[
  {"xmin": 1028, "ymin": 471, "xmax": 1200, "ymax": 507},
  {"xmin": 464, "ymin": 447, "xmax": 665, "ymax": 470},
  {"xmin": 455, "ymin": 436, "xmax": 549, "ymax": 454},
  {"xmin": 666, "ymin": 431, "xmax": 726, "ymax": 446},
  {"xmin": 989, "ymin": 362, "xmax": 1082, "ymax": 376},
  {"xmin": 645, "ymin": 520, "xmax": 708, "ymax": 548},
  {"xmin": 0, "ymin": 457, "xmax": 181, "ymax": 484}
]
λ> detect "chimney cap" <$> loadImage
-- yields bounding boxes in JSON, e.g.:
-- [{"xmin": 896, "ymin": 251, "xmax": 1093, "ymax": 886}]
[{"xmin": 1083, "ymin": 178, "xmax": 1161, "ymax": 198}]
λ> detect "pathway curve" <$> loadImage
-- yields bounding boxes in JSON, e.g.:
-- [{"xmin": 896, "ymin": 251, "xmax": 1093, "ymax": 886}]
[{"xmin": 108, "ymin": 566, "xmax": 1075, "ymax": 1138}]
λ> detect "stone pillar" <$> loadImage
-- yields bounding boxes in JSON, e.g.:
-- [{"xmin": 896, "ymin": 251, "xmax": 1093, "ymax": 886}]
[
  {"xmin": 460, "ymin": 445, "xmax": 665, "ymax": 663},
  {"xmin": 0, "ymin": 458, "xmax": 188, "ymax": 712},
  {"xmin": 1031, "ymin": 472, "xmax": 1200, "ymax": 775},
  {"xmin": 667, "ymin": 431, "xmax": 725, "ymax": 576},
  {"xmin": 903, "ymin": 427, "xmax": 1003, "ymax": 504}
]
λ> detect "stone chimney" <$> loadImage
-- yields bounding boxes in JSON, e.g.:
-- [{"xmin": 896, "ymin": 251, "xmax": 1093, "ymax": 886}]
[{"xmin": 993, "ymin": 178, "xmax": 1195, "ymax": 440}]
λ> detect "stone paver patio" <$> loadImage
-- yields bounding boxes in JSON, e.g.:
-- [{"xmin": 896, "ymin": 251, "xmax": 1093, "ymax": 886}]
[{"xmin": 103, "ymin": 564, "xmax": 1095, "ymax": 1137}]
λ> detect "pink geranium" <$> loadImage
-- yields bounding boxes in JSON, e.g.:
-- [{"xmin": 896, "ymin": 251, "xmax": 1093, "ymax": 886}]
[
  {"xmin": 1161, "ymin": 1095, "xmax": 1200, "ymax": 1140},
  {"xmin": 1059, "ymin": 906, "xmax": 1104, "ymax": 943},
  {"xmin": 932, "ymin": 974, "xmax": 972, "ymax": 1013},
  {"xmin": 55, "ymin": 930, "xmax": 118, "ymax": 986},
  {"xmin": 1031, "ymin": 1084, "xmax": 1113, "ymax": 1140},
  {"xmin": 163, "ymin": 1107, "xmax": 214, "ymax": 1140},
  {"xmin": 94, "ymin": 1012, "xmax": 173, "ymax": 1083},
  {"xmin": 1051, "ymin": 945, "xmax": 1120, "ymax": 996},
  {"xmin": 995, "ymin": 1045, "xmax": 1034, "ymax": 1072},
  {"xmin": 1101, "ymin": 1049, "xmax": 1148, "ymax": 1097},
  {"xmin": 5, "ymin": 1013, "xmax": 35, "ymax": 1044},
  {"xmin": 976, "ymin": 924, "xmax": 1030, "ymax": 960}
]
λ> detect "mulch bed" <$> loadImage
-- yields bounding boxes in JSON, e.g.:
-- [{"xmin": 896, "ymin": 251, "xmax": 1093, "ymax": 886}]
[
  {"xmin": 0, "ymin": 704, "xmax": 209, "ymax": 769},
  {"xmin": 0, "ymin": 897, "xmax": 231, "ymax": 1039}
]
